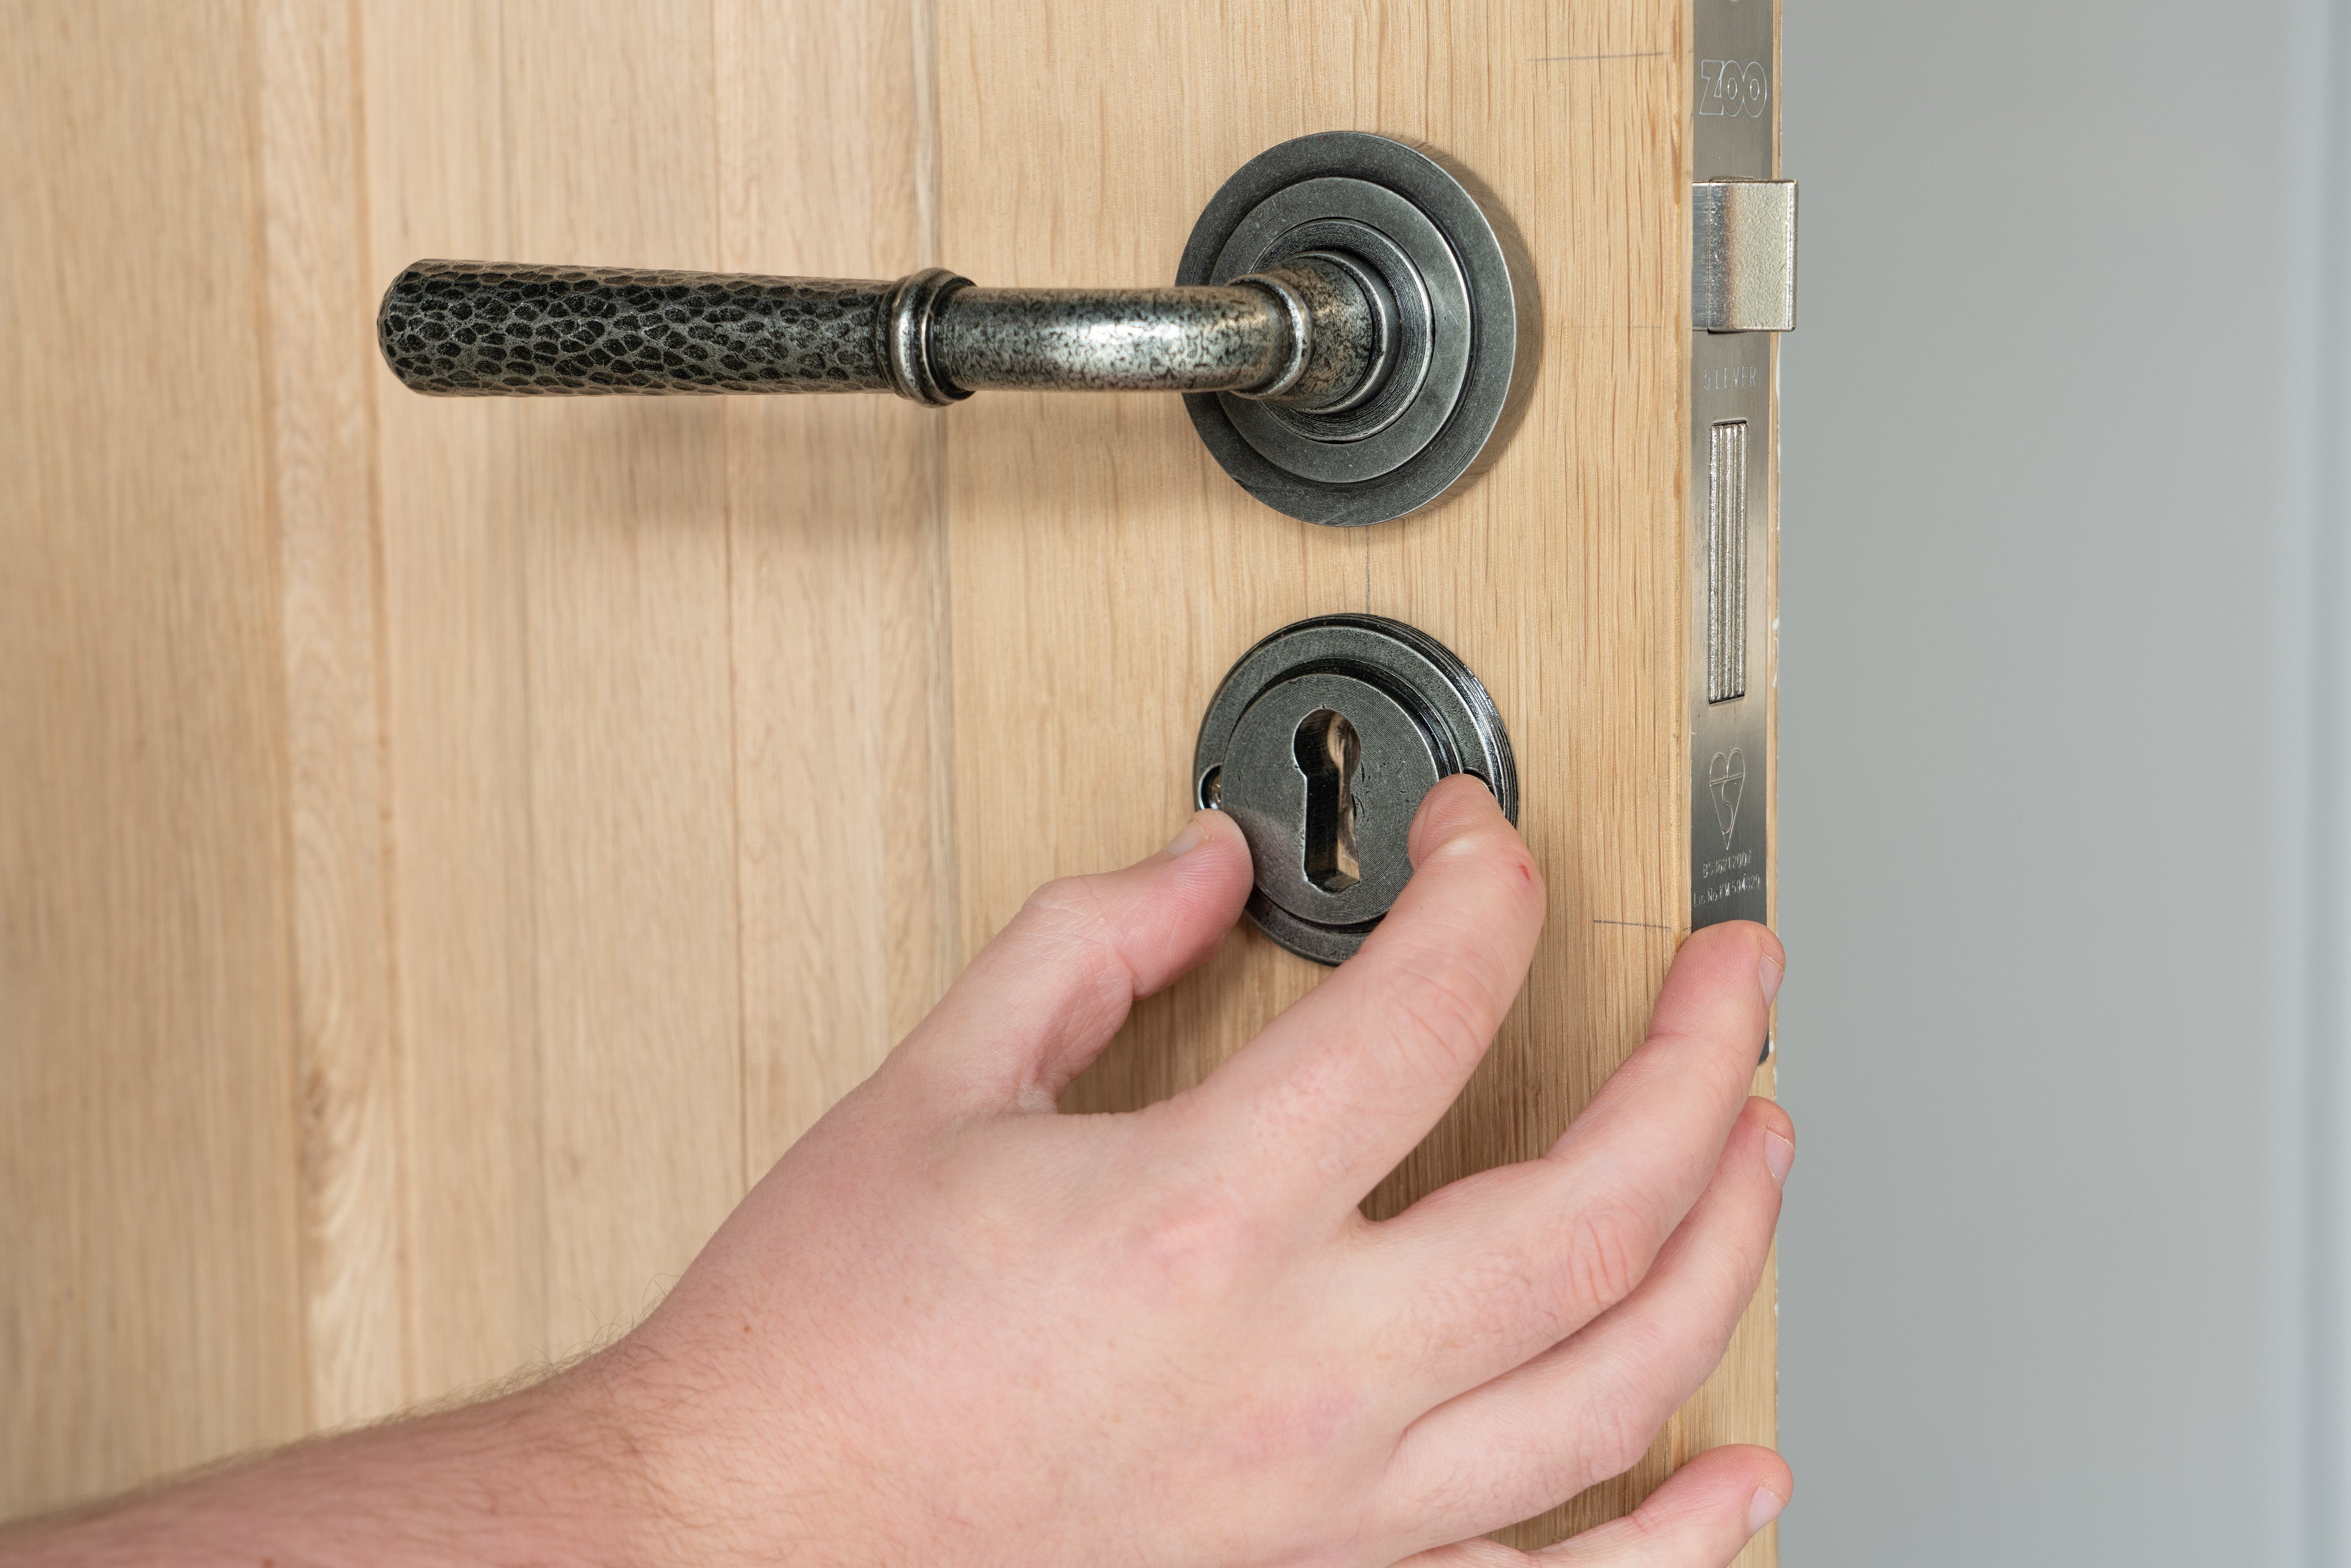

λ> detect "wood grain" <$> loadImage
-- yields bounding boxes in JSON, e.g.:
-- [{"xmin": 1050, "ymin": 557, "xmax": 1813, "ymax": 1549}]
[
  {"xmin": 4, "ymin": 0, "xmax": 951, "ymax": 1506},
  {"xmin": 494, "ymin": 0, "xmax": 747, "ymax": 1363},
  {"xmin": 363, "ymin": 0, "xmax": 548, "ymax": 1403},
  {"xmin": 0, "ymin": 0, "xmax": 308, "ymax": 1511},
  {"xmin": 933, "ymin": 0, "xmax": 1774, "ymax": 1551},
  {"xmin": 1, "ymin": 2, "xmax": 1770, "ymax": 1551},
  {"xmin": 257, "ymin": 0, "xmax": 410, "ymax": 1434},
  {"xmin": 719, "ymin": 0, "xmax": 957, "ymax": 1178}
]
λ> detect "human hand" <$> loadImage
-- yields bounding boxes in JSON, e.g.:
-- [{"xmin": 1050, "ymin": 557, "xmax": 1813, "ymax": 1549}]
[
  {"xmin": 598, "ymin": 776, "xmax": 1793, "ymax": 1566},
  {"xmin": 0, "ymin": 777, "xmax": 1787, "ymax": 1568}
]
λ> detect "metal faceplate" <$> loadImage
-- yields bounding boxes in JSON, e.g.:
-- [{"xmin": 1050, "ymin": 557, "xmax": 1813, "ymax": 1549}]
[
  {"xmin": 1195, "ymin": 616, "xmax": 1518, "ymax": 965},
  {"xmin": 1689, "ymin": 0, "xmax": 1779, "ymax": 932}
]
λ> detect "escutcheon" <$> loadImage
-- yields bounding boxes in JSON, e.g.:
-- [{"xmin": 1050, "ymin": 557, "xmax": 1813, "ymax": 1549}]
[{"xmin": 1194, "ymin": 615, "xmax": 1518, "ymax": 965}]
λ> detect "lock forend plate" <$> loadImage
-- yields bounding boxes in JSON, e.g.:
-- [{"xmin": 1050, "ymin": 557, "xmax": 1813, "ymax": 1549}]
[
  {"xmin": 1688, "ymin": 0, "xmax": 1778, "ymax": 937},
  {"xmin": 1195, "ymin": 615, "xmax": 1518, "ymax": 965}
]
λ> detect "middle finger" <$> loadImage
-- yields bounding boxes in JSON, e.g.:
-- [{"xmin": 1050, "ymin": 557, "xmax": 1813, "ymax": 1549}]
[{"xmin": 1350, "ymin": 922, "xmax": 1778, "ymax": 1405}]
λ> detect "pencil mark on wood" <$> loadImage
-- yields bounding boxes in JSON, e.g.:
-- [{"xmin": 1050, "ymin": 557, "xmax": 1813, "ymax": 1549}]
[{"xmin": 1532, "ymin": 50, "xmax": 1669, "ymax": 63}]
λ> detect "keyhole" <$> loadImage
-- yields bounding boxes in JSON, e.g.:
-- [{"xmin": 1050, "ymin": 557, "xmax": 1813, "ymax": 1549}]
[{"xmin": 1294, "ymin": 708, "xmax": 1363, "ymax": 893}]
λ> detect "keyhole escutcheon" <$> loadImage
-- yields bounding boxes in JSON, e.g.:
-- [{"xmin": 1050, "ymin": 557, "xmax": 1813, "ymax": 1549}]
[{"xmin": 1294, "ymin": 708, "xmax": 1363, "ymax": 893}]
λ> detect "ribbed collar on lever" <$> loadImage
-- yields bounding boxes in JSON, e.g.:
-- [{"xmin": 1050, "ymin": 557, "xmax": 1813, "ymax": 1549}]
[{"xmin": 880, "ymin": 268, "xmax": 975, "ymax": 406}]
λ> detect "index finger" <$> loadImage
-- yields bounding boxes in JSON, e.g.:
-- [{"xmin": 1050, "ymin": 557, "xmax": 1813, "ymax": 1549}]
[{"xmin": 1180, "ymin": 775, "xmax": 1547, "ymax": 1220}]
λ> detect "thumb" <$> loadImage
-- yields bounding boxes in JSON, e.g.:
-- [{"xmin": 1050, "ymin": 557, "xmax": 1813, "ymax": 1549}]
[{"xmin": 889, "ymin": 809, "xmax": 1254, "ymax": 1116}]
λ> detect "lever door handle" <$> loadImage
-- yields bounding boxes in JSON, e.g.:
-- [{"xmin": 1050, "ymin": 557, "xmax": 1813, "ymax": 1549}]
[
  {"xmin": 379, "ymin": 257, "xmax": 1386, "ymax": 410},
  {"xmin": 374, "ymin": 132, "xmax": 1527, "ymax": 529}
]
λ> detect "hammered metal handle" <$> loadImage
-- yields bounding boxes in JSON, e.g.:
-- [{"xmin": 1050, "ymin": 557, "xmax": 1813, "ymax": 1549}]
[
  {"xmin": 377, "ymin": 257, "xmax": 1381, "ymax": 410},
  {"xmin": 379, "ymin": 261, "xmax": 902, "ymax": 396}
]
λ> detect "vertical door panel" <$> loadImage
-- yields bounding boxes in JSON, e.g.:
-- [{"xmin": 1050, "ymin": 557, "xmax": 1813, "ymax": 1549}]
[
  {"xmin": 717, "ymin": 0, "xmax": 957, "ymax": 1176},
  {"xmin": 936, "ymin": 1, "xmax": 1774, "ymax": 1553},
  {"xmin": 0, "ymin": 0, "xmax": 308, "ymax": 1511},
  {"xmin": 497, "ymin": 0, "xmax": 745, "ymax": 1365},
  {"xmin": 364, "ymin": 0, "xmax": 545, "ymax": 1405},
  {"xmin": 259, "ymin": 0, "xmax": 407, "ymax": 1433},
  {"xmin": 1, "ymin": 4, "xmax": 1771, "ymax": 1556},
  {"xmin": 364, "ymin": 0, "xmax": 949, "ymax": 1400}
]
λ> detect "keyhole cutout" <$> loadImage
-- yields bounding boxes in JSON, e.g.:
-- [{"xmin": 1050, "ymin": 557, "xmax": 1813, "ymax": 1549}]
[{"xmin": 1294, "ymin": 708, "xmax": 1363, "ymax": 893}]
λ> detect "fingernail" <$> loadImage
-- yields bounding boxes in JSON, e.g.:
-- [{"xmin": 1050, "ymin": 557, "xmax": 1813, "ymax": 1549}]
[
  {"xmin": 1164, "ymin": 812, "xmax": 1209, "ymax": 858},
  {"xmin": 1414, "ymin": 774, "xmax": 1494, "ymax": 848},
  {"xmin": 1763, "ymin": 1129, "xmax": 1795, "ymax": 1186},
  {"xmin": 1747, "ymin": 1485, "xmax": 1786, "ymax": 1534},
  {"xmin": 1759, "ymin": 950, "xmax": 1784, "ymax": 1007}
]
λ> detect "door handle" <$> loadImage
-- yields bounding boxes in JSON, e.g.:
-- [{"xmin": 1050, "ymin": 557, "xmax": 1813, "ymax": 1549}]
[
  {"xmin": 373, "ymin": 132, "xmax": 1529, "ymax": 528},
  {"xmin": 380, "ymin": 258, "xmax": 1386, "ymax": 411}
]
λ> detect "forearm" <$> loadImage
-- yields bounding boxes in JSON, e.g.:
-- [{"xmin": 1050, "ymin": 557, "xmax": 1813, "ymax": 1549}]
[{"xmin": 1, "ymin": 1362, "xmax": 669, "ymax": 1567}]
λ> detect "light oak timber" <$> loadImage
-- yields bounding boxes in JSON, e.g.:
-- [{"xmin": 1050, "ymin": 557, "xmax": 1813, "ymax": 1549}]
[
  {"xmin": 719, "ymin": 0, "xmax": 959, "ymax": 1179},
  {"xmin": 258, "ymin": 0, "xmax": 410, "ymax": 1435},
  {"xmin": 1, "ymin": 0, "xmax": 308, "ymax": 1512},
  {"xmin": 493, "ymin": 0, "xmax": 747, "ymax": 1365},
  {"xmin": 364, "ymin": 0, "xmax": 550, "ymax": 1406},
  {"xmin": 0, "ymin": 6, "xmax": 1772, "ymax": 1559},
  {"xmin": 933, "ymin": 1, "xmax": 1775, "ymax": 1554}
]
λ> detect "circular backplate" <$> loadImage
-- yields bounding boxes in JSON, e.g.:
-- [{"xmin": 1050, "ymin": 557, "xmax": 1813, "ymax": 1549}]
[
  {"xmin": 1179, "ymin": 132, "xmax": 1537, "ymax": 527},
  {"xmin": 1194, "ymin": 615, "xmax": 1519, "ymax": 965}
]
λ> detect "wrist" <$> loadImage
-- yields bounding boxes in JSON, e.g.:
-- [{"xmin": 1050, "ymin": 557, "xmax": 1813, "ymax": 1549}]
[
  {"xmin": 0, "ymin": 1359, "xmax": 684, "ymax": 1567},
  {"xmin": 581, "ymin": 1324, "xmax": 865, "ymax": 1568},
  {"xmin": 313, "ymin": 1365, "xmax": 685, "ymax": 1568},
  {"xmin": 486, "ymin": 1354, "xmax": 686, "ymax": 1561}
]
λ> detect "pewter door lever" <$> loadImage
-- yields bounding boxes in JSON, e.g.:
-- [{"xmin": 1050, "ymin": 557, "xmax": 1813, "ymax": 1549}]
[
  {"xmin": 374, "ymin": 132, "xmax": 1530, "ymax": 529},
  {"xmin": 378, "ymin": 258, "xmax": 1383, "ymax": 410}
]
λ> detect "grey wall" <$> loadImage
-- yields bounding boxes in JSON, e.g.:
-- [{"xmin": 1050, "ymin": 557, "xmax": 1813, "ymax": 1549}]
[{"xmin": 1775, "ymin": 2, "xmax": 2329, "ymax": 1562}]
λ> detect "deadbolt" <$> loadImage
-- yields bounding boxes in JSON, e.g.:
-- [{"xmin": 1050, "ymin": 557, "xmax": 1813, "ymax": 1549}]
[{"xmin": 1195, "ymin": 615, "xmax": 1517, "ymax": 965}]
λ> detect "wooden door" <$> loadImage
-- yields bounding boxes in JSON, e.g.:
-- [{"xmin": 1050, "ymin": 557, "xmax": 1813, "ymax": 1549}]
[{"xmin": 1, "ymin": 2, "xmax": 1776, "ymax": 1557}]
